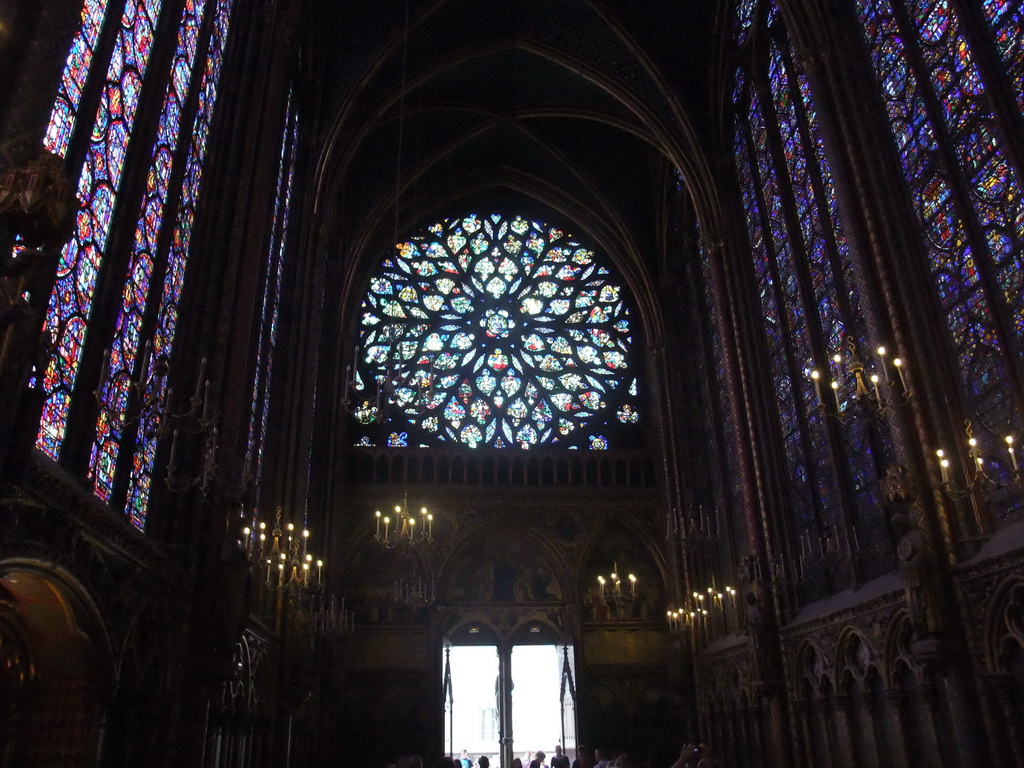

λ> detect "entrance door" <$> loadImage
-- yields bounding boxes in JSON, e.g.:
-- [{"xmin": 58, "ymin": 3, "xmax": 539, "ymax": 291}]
[
  {"xmin": 444, "ymin": 623, "xmax": 577, "ymax": 768},
  {"xmin": 510, "ymin": 645, "xmax": 577, "ymax": 762},
  {"xmin": 444, "ymin": 622, "xmax": 503, "ymax": 764}
]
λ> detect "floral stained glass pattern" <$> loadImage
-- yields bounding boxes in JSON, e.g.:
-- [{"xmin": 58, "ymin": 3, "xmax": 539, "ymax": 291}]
[
  {"xmin": 356, "ymin": 214, "xmax": 638, "ymax": 449},
  {"xmin": 90, "ymin": 0, "xmax": 210, "ymax": 502},
  {"xmin": 44, "ymin": 0, "xmax": 110, "ymax": 157},
  {"xmin": 124, "ymin": 0, "xmax": 235, "ymax": 529},
  {"xmin": 37, "ymin": 0, "xmax": 166, "ymax": 461}
]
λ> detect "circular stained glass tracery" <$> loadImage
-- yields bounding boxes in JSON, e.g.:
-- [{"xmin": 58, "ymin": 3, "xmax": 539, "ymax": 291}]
[{"xmin": 356, "ymin": 213, "xmax": 639, "ymax": 448}]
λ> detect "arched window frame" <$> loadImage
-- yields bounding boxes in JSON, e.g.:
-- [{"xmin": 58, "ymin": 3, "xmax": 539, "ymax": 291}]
[{"xmin": 730, "ymin": 0, "xmax": 892, "ymax": 586}]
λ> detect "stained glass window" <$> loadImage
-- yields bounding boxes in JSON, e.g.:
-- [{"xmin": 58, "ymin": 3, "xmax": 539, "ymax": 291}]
[
  {"xmin": 733, "ymin": 4, "xmax": 886, "ymax": 565},
  {"xmin": 37, "ymin": 0, "xmax": 166, "ymax": 461},
  {"xmin": 857, "ymin": 0, "xmax": 1024, "ymax": 501},
  {"xmin": 982, "ymin": 0, "xmax": 1024, "ymax": 112},
  {"xmin": 246, "ymin": 92, "xmax": 298, "ymax": 498},
  {"xmin": 696, "ymin": 233, "xmax": 746, "ymax": 551},
  {"xmin": 736, "ymin": 0, "xmax": 758, "ymax": 46},
  {"xmin": 354, "ymin": 213, "xmax": 640, "ymax": 449},
  {"xmin": 91, "ymin": 0, "xmax": 210, "ymax": 502},
  {"xmin": 124, "ymin": 0, "xmax": 236, "ymax": 528},
  {"xmin": 44, "ymin": 0, "xmax": 111, "ymax": 157}
]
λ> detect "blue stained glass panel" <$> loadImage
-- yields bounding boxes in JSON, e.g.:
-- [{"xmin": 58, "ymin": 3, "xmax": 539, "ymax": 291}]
[
  {"xmin": 45, "ymin": 0, "xmax": 110, "ymax": 157},
  {"xmin": 124, "ymin": 0, "xmax": 235, "ymax": 529},
  {"xmin": 982, "ymin": 0, "xmax": 1024, "ymax": 112},
  {"xmin": 90, "ymin": 0, "xmax": 208, "ymax": 501},
  {"xmin": 38, "ymin": 0, "xmax": 166, "ymax": 461},
  {"xmin": 857, "ymin": 0, "xmax": 1023, "ymax": 458}
]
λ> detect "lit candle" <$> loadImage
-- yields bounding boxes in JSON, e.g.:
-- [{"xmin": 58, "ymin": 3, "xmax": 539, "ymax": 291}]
[
  {"xmin": 666, "ymin": 609, "xmax": 673, "ymax": 629},
  {"xmin": 598, "ymin": 575, "xmax": 606, "ymax": 597},
  {"xmin": 375, "ymin": 510, "xmax": 381, "ymax": 537},
  {"xmin": 629, "ymin": 573, "xmax": 637, "ymax": 596},
  {"xmin": 893, "ymin": 357, "xmax": 907, "ymax": 390},
  {"xmin": 303, "ymin": 528, "xmax": 309, "ymax": 555},
  {"xmin": 384, "ymin": 515, "xmax": 390, "ymax": 542},
  {"xmin": 1007, "ymin": 435, "xmax": 1019, "ymax": 472},
  {"xmin": 969, "ymin": 437, "xmax": 984, "ymax": 473},
  {"xmin": 831, "ymin": 379, "xmax": 841, "ymax": 411},
  {"xmin": 832, "ymin": 353, "xmax": 842, "ymax": 380},
  {"xmin": 937, "ymin": 449, "xmax": 949, "ymax": 483},
  {"xmin": 427, "ymin": 513, "xmax": 433, "ymax": 538},
  {"xmin": 810, "ymin": 369, "xmax": 823, "ymax": 405},
  {"xmin": 876, "ymin": 346, "xmax": 888, "ymax": 382},
  {"xmin": 871, "ymin": 374, "xmax": 882, "ymax": 402}
]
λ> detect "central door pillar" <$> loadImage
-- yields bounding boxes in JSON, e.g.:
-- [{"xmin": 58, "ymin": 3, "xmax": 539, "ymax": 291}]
[{"xmin": 499, "ymin": 642, "xmax": 514, "ymax": 768}]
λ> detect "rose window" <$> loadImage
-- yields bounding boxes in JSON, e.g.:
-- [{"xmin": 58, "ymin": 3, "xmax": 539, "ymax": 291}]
[{"xmin": 355, "ymin": 213, "xmax": 640, "ymax": 448}]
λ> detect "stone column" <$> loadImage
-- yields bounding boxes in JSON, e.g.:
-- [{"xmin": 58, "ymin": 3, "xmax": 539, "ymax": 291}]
[{"xmin": 882, "ymin": 688, "xmax": 912, "ymax": 768}]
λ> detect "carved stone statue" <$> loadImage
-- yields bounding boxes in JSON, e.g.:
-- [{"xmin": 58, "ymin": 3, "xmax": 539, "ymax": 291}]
[{"xmin": 896, "ymin": 528, "xmax": 944, "ymax": 639}]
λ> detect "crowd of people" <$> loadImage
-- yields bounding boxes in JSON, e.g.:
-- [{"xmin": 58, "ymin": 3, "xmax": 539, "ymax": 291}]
[{"xmin": 391, "ymin": 741, "xmax": 718, "ymax": 768}]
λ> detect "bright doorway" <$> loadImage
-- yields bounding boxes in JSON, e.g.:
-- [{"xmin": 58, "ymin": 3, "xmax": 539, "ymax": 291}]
[
  {"xmin": 443, "ymin": 641, "xmax": 577, "ymax": 768},
  {"xmin": 511, "ymin": 645, "xmax": 577, "ymax": 761},
  {"xmin": 444, "ymin": 645, "xmax": 501, "ymax": 762}
]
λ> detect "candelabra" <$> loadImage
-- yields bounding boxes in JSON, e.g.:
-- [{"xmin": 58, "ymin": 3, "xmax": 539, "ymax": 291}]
[
  {"xmin": 159, "ymin": 356, "xmax": 225, "ymax": 493},
  {"xmin": 671, "ymin": 504, "xmax": 719, "ymax": 547},
  {"xmin": 795, "ymin": 524, "xmax": 859, "ymax": 578},
  {"xmin": 92, "ymin": 344, "xmax": 171, "ymax": 433},
  {"xmin": 392, "ymin": 576, "xmax": 434, "ymax": 608},
  {"xmin": 667, "ymin": 580, "xmax": 738, "ymax": 636},
  {"xmin": 593, "ymin": 562, "xmax": 640, "ymax": 620},
  {"xmin": 934, "ymin": 420, "xmax": 1024, "ymax": 499},
  {"xmin": 309, "ymin": 594, "xmax": 355, "ymax": 636},
  {"xmin": 808, "ymin": 339, "xmax": 911, "ymax": 422},
  {"xmin": 341, "ymin": 326, "xmax": 439, "ymax": 424},
  {"xmin": 373, "ymin": 497, "xmax": 434, "ymax": 548},
  {"xmin": 244, "ymin": 507, "xmax": 325, "ymax": 590}
]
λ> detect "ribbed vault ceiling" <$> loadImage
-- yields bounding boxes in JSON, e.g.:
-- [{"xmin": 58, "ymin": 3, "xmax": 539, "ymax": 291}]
[{"xmin": 311, "ymin": 0, "xmax": 720, "ymax": 306}]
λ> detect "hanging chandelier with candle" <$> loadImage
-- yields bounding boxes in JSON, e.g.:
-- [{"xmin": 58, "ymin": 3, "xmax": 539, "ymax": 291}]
[
  {"xmin": 373, "ymin": 499, "xmax": 433, "ymax": 548},
  {"xmin": 243, "ymin": 507, "xmax": 325, "ymax": 590}
]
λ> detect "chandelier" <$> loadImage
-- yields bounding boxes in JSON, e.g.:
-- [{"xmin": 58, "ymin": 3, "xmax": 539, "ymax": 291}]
[
  {"xmin": 244, "ymin": 507, "xmax": 324, "ymax": 589},
  {"xmin": 374, "ymin": 499, "xmax": 433, "ymax": 548}
]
